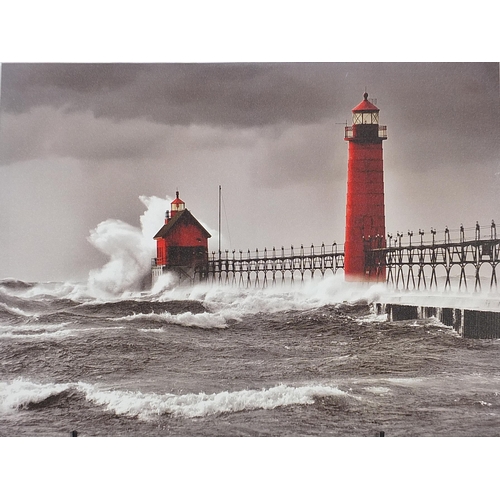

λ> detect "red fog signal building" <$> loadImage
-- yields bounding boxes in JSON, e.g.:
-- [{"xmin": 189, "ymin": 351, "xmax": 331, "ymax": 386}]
[{"xmin": 152, "ymin": 192, "xmax": 211, "ymax": 284}]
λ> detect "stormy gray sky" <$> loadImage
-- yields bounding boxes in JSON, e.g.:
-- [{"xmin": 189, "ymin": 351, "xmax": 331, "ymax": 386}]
[{"xmin": 0, "ymin": 61, "xmax": 498, "ymax": 282}]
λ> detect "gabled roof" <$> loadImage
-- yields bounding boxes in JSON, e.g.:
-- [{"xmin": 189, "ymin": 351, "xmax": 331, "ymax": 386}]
[
  {"xmin": 352, "ymin": 92, "xmax": 379, "ymax": 112},
  {"xmin": 153, "ymin": 209, "xmax": 212, "ymax": 240}
]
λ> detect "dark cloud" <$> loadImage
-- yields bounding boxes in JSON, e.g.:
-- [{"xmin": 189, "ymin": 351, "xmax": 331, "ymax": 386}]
[
  {"xmin": 1, "ymin": 63, "xmax": 340, "ymax": 127},
  {"xmin": 1, "ymin": 63, "xmax": 142, "ymax": 112},
  {"xmin": 0, "ymin": 62, "xmax": 497, "ymax": 168}
]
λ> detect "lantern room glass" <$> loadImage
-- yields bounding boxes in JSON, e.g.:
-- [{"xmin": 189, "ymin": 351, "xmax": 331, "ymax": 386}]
[
  {"xmin": 353, "ymin": 111, "xmax": 379, "ymax": 125},
  {"xmin": 172, "ymin": 202, "xmax": 185, "ymax": 211}
]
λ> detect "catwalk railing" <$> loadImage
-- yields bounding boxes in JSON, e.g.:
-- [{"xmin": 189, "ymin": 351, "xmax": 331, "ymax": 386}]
[
  {"xmin": 365, "ymin": 221, "xmax": 499, "ymax": 292},
  {"xmin": 207, "ymin": 243, "xmax": 345, "ymax": 286},
  {"xmin": 203, "ymin": 221, "xmax": 499, "ymax": 292}
]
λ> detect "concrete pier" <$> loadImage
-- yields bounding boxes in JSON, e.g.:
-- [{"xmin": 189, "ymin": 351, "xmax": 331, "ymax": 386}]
[{"xmin": 376, "ymin": 295, "xmax": 500, "ymax": 339}]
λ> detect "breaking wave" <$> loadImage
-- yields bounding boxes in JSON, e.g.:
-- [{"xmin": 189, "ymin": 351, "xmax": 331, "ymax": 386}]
[
  {"xmin": 0, "ymin": 302, "xmax": 34, "ymax": 318},
  {"xmin": 113, "ymin": 311, "xmax": 229, "ymax": 329},
  {"xmin": 0, "ymin": 378, "xmax": 348, "ymax": 419},
  {"xmin": 0, "ymin": 274, "xmax": 390, "ymax": 330},
  {"xmin": 0, "ymin": 323, "xmax": 95, "ymax": 340},
  {"xmin": 86, "ymin": 195, "xmax": 217, "ymax": 297},
  {"xmin": 0, "ymin": 379, "xmax": 73, "ymax": 413}
]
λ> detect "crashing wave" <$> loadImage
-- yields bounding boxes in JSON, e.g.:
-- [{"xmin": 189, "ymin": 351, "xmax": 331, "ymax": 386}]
[{"xmin": 0, "ymin": 378, "xmax": 348, "ymax": 419}]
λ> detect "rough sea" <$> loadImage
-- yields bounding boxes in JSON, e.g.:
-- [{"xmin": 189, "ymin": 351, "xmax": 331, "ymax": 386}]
[
  {"xmin": 3, "ymin": 272, "xmax": 499, "ymax": 498},
  {"xmin": 2, "ymin": 274, "xmax": 500, "ymax": 439}
]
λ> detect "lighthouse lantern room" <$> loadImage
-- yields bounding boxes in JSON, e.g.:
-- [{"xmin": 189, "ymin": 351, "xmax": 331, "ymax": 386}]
[
  {"xmin": 151, "ymin": 192, "xmax": 211, "ymax": 285},
  {"xmin": 344, "ymin": 92, "xmax": 387, "ymax": 281}
]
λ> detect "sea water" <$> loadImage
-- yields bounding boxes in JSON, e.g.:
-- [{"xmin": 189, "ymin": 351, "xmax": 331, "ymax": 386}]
[{"xmin": 2, "ymin": 275, "xmax": 500, "ymax": 438}]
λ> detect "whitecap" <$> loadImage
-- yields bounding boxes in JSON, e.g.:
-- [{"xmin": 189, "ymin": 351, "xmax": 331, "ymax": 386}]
[
  {"xmin": 0, "ymin": 302, "xmax": 35, "ymax": 317},
  {"xmin": 364, "ymin": 386, "xmax": 391, "ymax": 395},
  {"xmin": 112, "ymin": 311, "xmax": 228, "ymax": 329},
  {"xmin": 77, "ymin": 382, "xmax": 349, "ymax": 420},
  {"xmin": 0, "ymin": 379, "xmax": 72, "ymax": 413}
]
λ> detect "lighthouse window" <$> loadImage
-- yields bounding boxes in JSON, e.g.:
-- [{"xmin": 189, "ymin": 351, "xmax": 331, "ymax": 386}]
[
  {"xmin": 361, "ymin": 112, "xmax": 379, "ymax": 124},
  {"xmin": 353, "ymin": 111, "xmax": 379, "ymax": 124}
]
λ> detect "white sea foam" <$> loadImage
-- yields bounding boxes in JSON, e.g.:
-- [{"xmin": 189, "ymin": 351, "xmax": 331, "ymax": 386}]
[
  {"xmin": 364, "ymin": 386, "xmax": 392, "ymax": 395},
  {"xmin": 0, "ymin": 379, "xmax": 72, "ymax": 413},
  {"xmin": 0, "ymin": 325, "xmax": 101, "ymax": 340},
  {"xmin": 7, "ymin": 269, "xmax": 488, "ymax": 334},
  {"xmin": 0, "ymin": 322, "xmax": 117, "ymax": 340},
  {"xmin": 77, "ymin": 382, "xmax": 348, "ymax": 419},
  {"xmin": 150, "ymin": 272, "xmax": 179, "ymax": 295},
  {"xmin": 0, "ymin": 281, "xmax": 113, "ymax": 309},
  {"xmin": 0, "ymin": 330, "xmax": 76, "ymax": 340},
  {"xmin": 152, "ymin": 275, "xmax": 386, "ymax": 323},
  {"xmin": 0, "ymin": 197, "xmax": 178, "ymax": 301},
  {"xmin": 0, "ymin": 324, "xmax": 70, "ymax": 341},
  {"xmin": 0, "ymin": 378, "xmax": 348, "ymax": 419},
  {"xmin": 114, "ymin": 311, "xmax": 228, "ymax": 329},
  {"xmin": 84, "ymin": 195, "xmax": 169, "ymax": 297},
  {"xmin": 356, "ymin": 313, "xmax": 388, "ymax": 324},
  {"xmin": 0, "ymin": 322, "xmax": 71, "ymax": 334},
  {"xmin": 108, "ymin": 275, "xmax": 391, "ymax": 328},
  {"xmin": 86, "ymin": 195, "xmax": 218, "ymax": 299},
  {"xmin": 0, "ymin": 302, "xmax": 34, "ymax": 317}
]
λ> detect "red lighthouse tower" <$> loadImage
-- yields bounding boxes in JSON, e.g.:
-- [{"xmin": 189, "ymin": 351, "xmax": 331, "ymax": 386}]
[
  {"xmin": 344, "ymin": 92, "xmax": 387, "ymax": 281},
  {"xmin": 152, "ymin": 192, "xmax": 211, "ymax": 285}
]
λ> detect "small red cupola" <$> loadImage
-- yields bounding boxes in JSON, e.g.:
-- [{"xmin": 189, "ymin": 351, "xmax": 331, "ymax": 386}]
[
  {"xmin": 170, "ymin": 191, "xmax": 186, "ymax": 216},
  {"xmin": 352, "ymin": 92, "xmax": 379, "ymax": 111}
]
